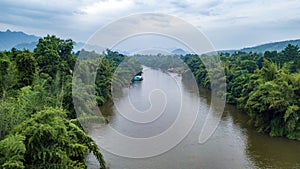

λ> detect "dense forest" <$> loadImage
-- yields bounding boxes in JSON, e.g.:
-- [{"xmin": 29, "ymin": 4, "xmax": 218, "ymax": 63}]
[
  {"xmin": 114, "ymin": 45, "xmax": 300, "ymax": 140},
  {"xmin": 0, "ymin": 35, "xmax": 141, "ymax": 168},
  {"xmin": 182, "ymin": 44, "xmax": 300, "ymax": 140},
  {"xmin": 1, "ymin": 34, "xmax": 299, "ymax": 168},
  {"xmin": 133, "ymin": 54, "xmax": 185, "ymax": 70}
]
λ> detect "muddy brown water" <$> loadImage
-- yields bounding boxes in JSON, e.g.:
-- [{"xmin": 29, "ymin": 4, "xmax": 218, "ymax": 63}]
[{"xmin": 87, "ymin": 67, "xmax": 300, "ymax": 169}]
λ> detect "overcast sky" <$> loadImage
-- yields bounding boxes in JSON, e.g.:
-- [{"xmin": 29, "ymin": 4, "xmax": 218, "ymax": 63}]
[{"xmin": 1, "ymin": 0, "xmax": 300, "ymax": 51}]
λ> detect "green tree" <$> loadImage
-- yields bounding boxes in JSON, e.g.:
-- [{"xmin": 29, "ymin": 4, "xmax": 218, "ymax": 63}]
[
  {"xmin": 240, "ymin": 60, "xmax": 258, "ymax": 73},
  {"xmin": 0, "ymin": 55, "xmax": 18, "ymax": 100},
  {"xmin": 34, "ymin": 35, "xmax": 75, "ymax": 79},
  {"xmin": 95, "ymin": 59, "xmax": 114, "ymax": 105},
  {"xmin": 184, "ymin": 45, "xmax": 300, "ymax": 140},
  {"xmin": 0, "ymin": 134, "xmax": 26, "ymax": 169},
  {"xmin": 14, "ymin": 50, "xmax": 37, "ymax": 88},
  {"xmin": 282, "ymin": 44, "xmax": 300, "ymax": 61},
  {"xmin": 7, "ymin": 107, "xmax": 106, "ymax": 169}
]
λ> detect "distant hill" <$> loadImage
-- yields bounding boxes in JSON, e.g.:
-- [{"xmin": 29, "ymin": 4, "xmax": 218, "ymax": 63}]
[
  {"xmin": 14, "ymin": 41, "xmax": 88, "ymax": 52},
  {"xmin": 0, "ymin": 29, "xmax": 39, "ymax": 51},
  {"xmin": 0, "ymin": 30, "xmax": 89, "ymax": 52},
  {"xmin": 2, "ymin": 29, "xmax": 300, "ymax": 55},
  {"xmin": 218, "ymin": 39, "xmax": 300, "ymax": 55},
  {"xmin": 240, "ymin": 39, "xmax": 300, "ymax": 53},
  {"xmin": 13, "ymin": 41, "xmax": 38, "ymax": 51},
  {"xmin": 171, "ymin": 48, "xmax": 187, "ymax": 55}
]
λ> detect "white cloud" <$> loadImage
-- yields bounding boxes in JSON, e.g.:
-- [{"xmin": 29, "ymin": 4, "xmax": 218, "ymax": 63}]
[
  {"xmin": 80, "ymin": 0, "xmax": 135, "ymax": 15},
  {"xmin": 73, "ymin": 0, "xmax": 136, "ymax": 31},
  {"xmin": 1, "ymin": 0, "xmax": 300, "ymax": 49}
]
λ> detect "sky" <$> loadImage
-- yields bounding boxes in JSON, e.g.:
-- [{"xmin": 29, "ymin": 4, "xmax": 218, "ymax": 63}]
[{"xmin": 1, "ymin": 0, "xmax": 300, "ymax": 51}]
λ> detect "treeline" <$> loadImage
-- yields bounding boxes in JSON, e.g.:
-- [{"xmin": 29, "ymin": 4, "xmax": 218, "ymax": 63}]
[
  {"xmin": 74, "ymin": 49, "xmax": 142, "ymax": 107},
  {"xmin": 182, "ymin": 44, "xmax": 300, "ymax": 140},
  {"xmin": 0, "ymin": 35, "xmax": 141, "ymax": 168},
  {"xmin": 133, "ymin": 54, "xmax": 186, "ymax": 72}
]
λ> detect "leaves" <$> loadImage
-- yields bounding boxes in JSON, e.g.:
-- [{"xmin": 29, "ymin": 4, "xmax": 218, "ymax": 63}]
[
  {"xmin": 185, "ymin": 44, "xmax": 300, "ymax": 140},
  {"xmin": 0, "ymin": 134, "xmax": 26, "ymax": 169},
  {"xmin": 5, "ymin": 107, "xmax": 106, "ymax": 168},
  {"xmin": 0, "ymin": 36, "xmax": 110, "ymax": 168}
]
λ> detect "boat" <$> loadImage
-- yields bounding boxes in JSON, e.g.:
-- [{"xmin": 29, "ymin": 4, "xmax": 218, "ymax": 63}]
[
  {"xmin": 133, "ymin": 75, "xmax": 143, "ymax": 81},
  {"xmin": 132, "ymin": 71, "xmax": 143, "ymax": 81},
  {"xmin": 167, "ymin": 68, "xmax": 176, "ymax": 72}
]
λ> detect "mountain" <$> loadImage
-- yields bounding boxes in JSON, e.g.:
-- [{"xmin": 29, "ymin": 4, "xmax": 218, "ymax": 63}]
[
  {"xmin": 171, "ymin": 48, "xmax": 187, "ymax": 55},
  {"xmin": 240, "ymin": 39, "xmax": 300, "ymax": 53},
  {"xmin": 0, "ymin": 30, "xmax": 105, "ymax": 53},
  {"xmin": 0, "ymin": 29, "xmax": 39, "ymax": 51},
  {"xmin": 2, "ymin": 29, "xmax": 300, "ymax": 55},
  {"xmin": 14, "ymin": 41, "xmax": 38, "ymax": 51},
  {"xmin": 218, "ymin": 39, "xmax": 300, "ymax": 55}
]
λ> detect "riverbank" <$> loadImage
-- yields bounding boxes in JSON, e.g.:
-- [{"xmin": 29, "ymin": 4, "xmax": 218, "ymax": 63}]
[
  {"xmin": 87, "ymin": 67, "xmax": 300, "ymax": 169},
  {"xmin": 181, "ymin": 49, "xmax": 300, "ymax": 140}
]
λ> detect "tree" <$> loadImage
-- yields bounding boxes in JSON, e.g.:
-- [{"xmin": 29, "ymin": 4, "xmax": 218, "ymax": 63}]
[
  {"xmin": 7, "ymin": 107, "xmax": 106, "ymax": 169},
  {"xmin": 282, "ymin": 44, "xmax": 300, "ymax": 61},
  {"xmin": 0, "ymin": 134, "xmax": 26, "ymax": 169},
  {"xmin": 0, "ymin": 36, "xmax": 110, "ymax": 168},
  {"xmin": 95, "ymin": 59, "xmax": 114, "ymax": 105},
  {"xmin": 34, "ymin": 35, "xmax": 75, "ymax": 79},
  {"xmin": 34, "ymin": 35, "xmax": 77, "ymax": 115},
  {"xmin": 14, "ymin": 50, "xmax": 37, "ymax": 88},
  {"xmin": 284, "ymin": 105, "xmax": 300, "ymax": 139},
  {"xmin": 227, "ymin": 73, "xmax": 250, "ymax": 104},
  {"xmin": 240, "ymin": 60, "xmax": 258, "ymax": 73},
  {"xmin": 245, "ymin": 80, "xmax": 293, "ymax": 136},
  {"xmin": 184, "ymin": 46, "xmax": 300, "ymax": 140},
  {"xmin": 0, "ymin": 55, "xmax": 18, "ymax": 100}
]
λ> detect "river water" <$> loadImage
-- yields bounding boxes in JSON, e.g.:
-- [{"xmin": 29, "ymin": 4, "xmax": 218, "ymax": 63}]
[{"xmin": 87, "ymin": 67, "xmax": 300, "ymax": 169}]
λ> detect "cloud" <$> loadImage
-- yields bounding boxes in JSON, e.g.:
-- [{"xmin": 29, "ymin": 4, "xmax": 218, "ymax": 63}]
[
  {"xmin": 73, "ymin": 0, "xmax": 136, "ymax": 31},
  {"xmin": 0, "ymin": 0, "xmax": 83, "ymax": 37},
  {"xmin": 0, "ymin": 0, "xmax": 300, "ymax": 49},
  {"xmin": 80, "ymin": 0, "xmax": 134, "ymax": 15}
]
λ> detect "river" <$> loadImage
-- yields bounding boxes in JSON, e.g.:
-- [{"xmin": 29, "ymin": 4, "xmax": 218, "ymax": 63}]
[{"xmin": 87, "ymin": 67, "xmax": 300, "ymax": 169}]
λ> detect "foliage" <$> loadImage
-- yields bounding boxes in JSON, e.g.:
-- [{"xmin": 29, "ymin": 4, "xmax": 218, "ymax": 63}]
[
  {"xmin": 184, "ymin": 44, "xmax": 300, "ymax": 140},
  {"xmin": 1, "ymin": 107, "xmax": 105, "ymax": 169},
  {"xmin": 75, "ymin": 49, "xmax": 142, "ymax": 106},
  {"xmin": 0, "ymin": 134, "xmax": 26, "ymax": 169},
  {"xmin": 134, "ymin": 54, "xmax": 186, "ymax": 72},
  {"xmin": 0, "ymin": 53, "xmax": 18, "ymax": 100},
  {"xmin": 0, "ymin": 35, "xmax": 114, "ymax": 168},
  {"xmin": 34, "ymin": 35, "xmax": 75, "ymax": 79}
]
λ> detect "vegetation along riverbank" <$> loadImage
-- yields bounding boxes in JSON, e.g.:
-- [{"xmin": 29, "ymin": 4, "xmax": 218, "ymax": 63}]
[{"xmin": 0, "ymin": 34, "xmax": 299, "ymax": 168}]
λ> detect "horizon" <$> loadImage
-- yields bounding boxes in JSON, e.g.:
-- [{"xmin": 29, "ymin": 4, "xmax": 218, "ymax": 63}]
[{"xmin": 1, "ymin": 28, "xmax": 299, "ymax": 53}]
